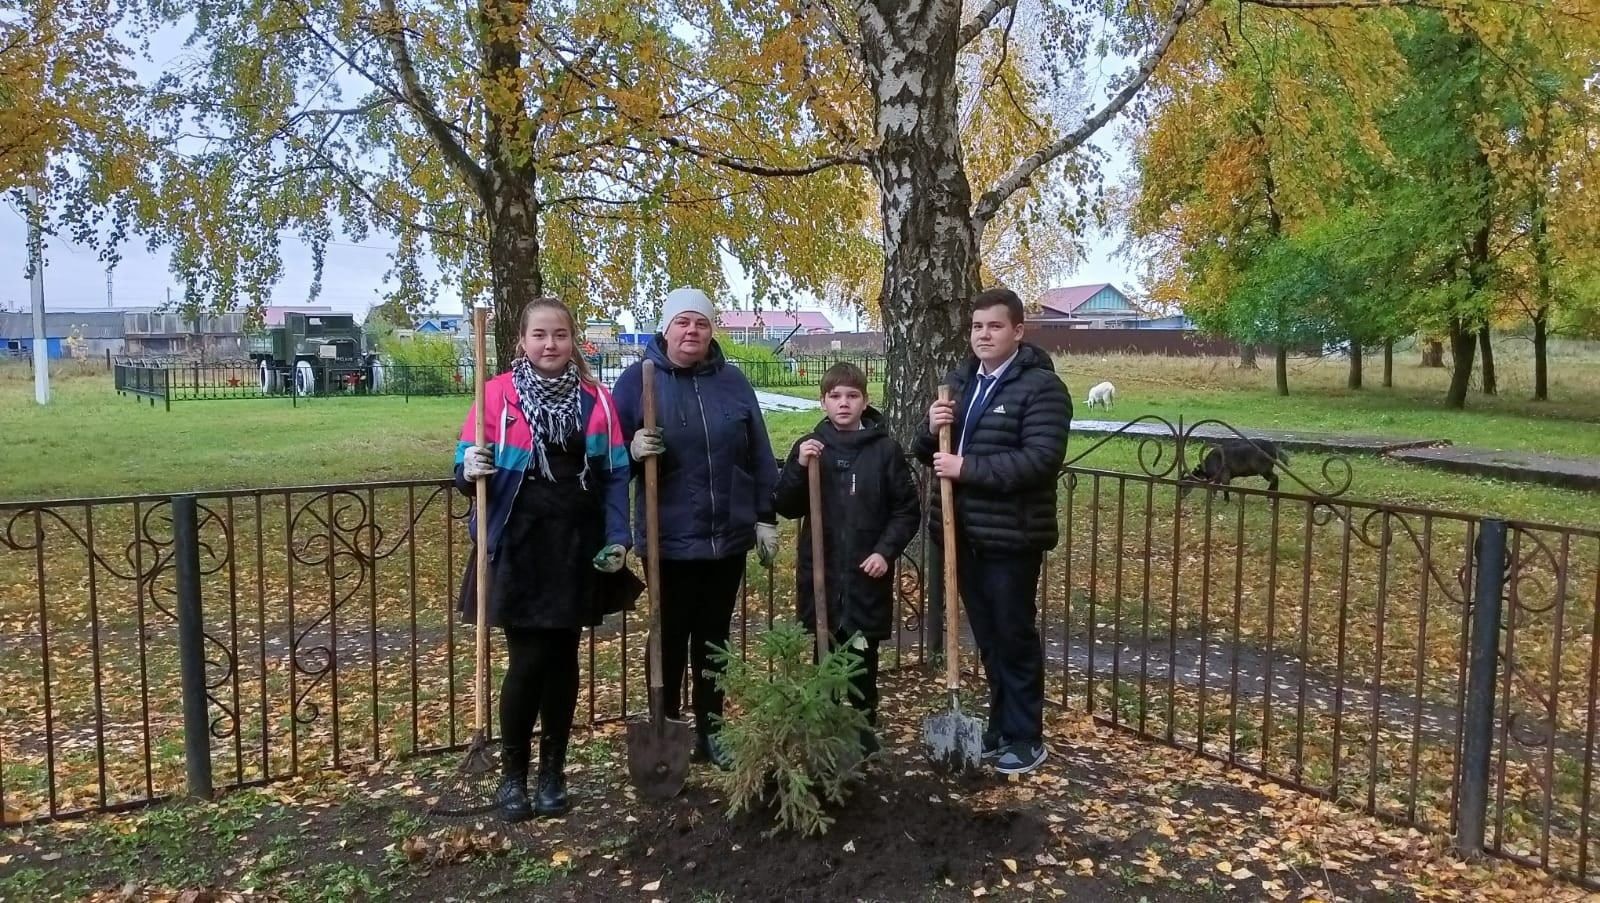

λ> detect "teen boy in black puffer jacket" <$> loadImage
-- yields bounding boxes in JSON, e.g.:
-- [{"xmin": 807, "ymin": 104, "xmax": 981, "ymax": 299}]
[
  {"xmin": 774, "ymin": 362, "xmax": 921, "ymax": 751},
  {"xmin": 914, "ymin": 287, "xmax": 1072, "ymax": 776}
]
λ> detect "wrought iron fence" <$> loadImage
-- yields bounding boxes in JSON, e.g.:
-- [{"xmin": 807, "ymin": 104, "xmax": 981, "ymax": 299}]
[
  {"xmin": 0, "ymin": 477, "xmax": 931, "ymax": 827},
  {"xmin": 1051, "ymin": 417, "xmax": 1600, "ymax": 886},
  {"xmin": 109, "ymin": 353, "xmax": 890, "ymax": 406},
  {"xmin": 114, "ymin": 360, "xmax": 476, "ymax": 404},
  {"xmin": 2, "ymin": 419, "xmax": 1597, "ymax": 889}
]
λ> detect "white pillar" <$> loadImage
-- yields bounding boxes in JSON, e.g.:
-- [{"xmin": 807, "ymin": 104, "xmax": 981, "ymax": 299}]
[{"xmin": 26, "ymin": 184, "xmax": 49, "ymax": 405}]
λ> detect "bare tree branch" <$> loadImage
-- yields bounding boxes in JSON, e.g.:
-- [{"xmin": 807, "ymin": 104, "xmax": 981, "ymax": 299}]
[
  {"xmin": 373, "ymin": 0, "xmax": 486, "ymax": 198},
  {"xmin": 971, "ymin": 0, "xmax": 1203, "ymax": 227},
  {"xmin": 659, "ymin": 135, "xmax": 870, "ymax": 176},
  {"xmin": 959, "ymin": 0, "xmax": 1020, "ymax": 49}
]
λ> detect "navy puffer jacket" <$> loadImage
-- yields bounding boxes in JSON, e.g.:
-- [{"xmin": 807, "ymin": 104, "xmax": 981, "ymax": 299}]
[
  {"xmin": 612, "ymin": 336, "xmax": 778, "ymax": 561},
  {"xmin": 913, "ymin": 343, "xmax": 1072, "ymax": 553}
]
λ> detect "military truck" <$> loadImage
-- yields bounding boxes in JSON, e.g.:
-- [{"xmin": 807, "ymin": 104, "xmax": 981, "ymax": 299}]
[{"xmin": 250, "ymin": 312, "xmax": 382, "ymax": 396}]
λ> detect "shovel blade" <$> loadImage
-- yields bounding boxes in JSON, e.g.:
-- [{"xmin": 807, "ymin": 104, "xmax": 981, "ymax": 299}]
[
  {"xmin": 626, "ymin": 715, "xmax": 694, "ymax": 801},
  {"xmin": 922, "ymin": 709, "xmax": 984, "ymax": 775}
]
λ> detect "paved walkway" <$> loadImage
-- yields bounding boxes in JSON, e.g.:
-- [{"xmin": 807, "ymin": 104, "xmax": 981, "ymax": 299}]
[
  {"xmin": 1072, "ymin": 419, "xmax": 1445, "ymax": 455},
  {"xmin": 1390, "ymin": 445, "xmax": 1600, "ymax": 492},
  {"xmin": 1072, "ymin": 419, "xmax": 1600, "ymax": 491}
]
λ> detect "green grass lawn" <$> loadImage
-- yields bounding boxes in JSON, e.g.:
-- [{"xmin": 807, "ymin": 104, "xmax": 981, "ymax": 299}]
[
  {"xmin": 1051, "ymin": 350, "xmax": 1600, "ymax": 458},
  {"xmin": 3, "ymin": 353, "xmax": 1597, "ymax": 527}
]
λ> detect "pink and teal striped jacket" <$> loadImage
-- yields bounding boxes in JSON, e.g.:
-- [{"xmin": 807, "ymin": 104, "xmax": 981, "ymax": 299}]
[{"xmin": 453, "ymin": 372, "xmax": 631, "ymax": 560}]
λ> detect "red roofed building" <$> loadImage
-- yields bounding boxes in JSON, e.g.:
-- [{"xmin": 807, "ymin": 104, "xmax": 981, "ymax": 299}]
[
  {"xmin": 1037, "ymin": 284, "xmax": 1141, "ymax": 328},
  {"xmin": 715, "ymin": 310, "xmax": 836, "ymax": 344}
]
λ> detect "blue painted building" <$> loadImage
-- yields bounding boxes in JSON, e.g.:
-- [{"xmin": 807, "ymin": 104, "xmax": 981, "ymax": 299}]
[{"xmin": 0, "ymin": 311, "xmax": 127, "ymax": 358}]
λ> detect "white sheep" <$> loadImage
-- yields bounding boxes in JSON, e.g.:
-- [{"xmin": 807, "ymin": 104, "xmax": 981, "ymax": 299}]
[{"xmin": 1085, "ymin": 381, "xmax": 1116, "ymax": 410}]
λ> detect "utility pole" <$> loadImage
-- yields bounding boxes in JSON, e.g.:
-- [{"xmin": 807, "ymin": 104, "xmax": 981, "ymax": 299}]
[
  {"xmin": 25, "ymin": 184, "xmax": 49, "ymax": 405},
  {"xmin": 106, "ymin": 268, "xmax": 113, "ymax": 308}
]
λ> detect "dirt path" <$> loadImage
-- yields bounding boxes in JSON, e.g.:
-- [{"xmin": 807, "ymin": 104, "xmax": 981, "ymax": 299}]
[{"xmin": 0, "ymin": 674, "xmax": 1584, "ymax": 902}]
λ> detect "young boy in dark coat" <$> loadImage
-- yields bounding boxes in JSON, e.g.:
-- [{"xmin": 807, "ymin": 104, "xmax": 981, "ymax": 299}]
[{"xmin": 773, "ymin": 363, "xmax": 921, "ymax": 751}]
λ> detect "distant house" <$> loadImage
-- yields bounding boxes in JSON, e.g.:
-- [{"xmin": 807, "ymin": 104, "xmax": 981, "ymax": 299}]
[
  {"xmin": 1037, "ymin": 284, "xmax": 1143, "ymax": 328},
  {"xmin": 1125, "ymin": 314, "xmax": 1195, "ymax": 330},
  {"xmin": 1, "ymin": 310, "xmax": 129, "ymax": 358},
  {"xmin": 414, "ymin": 315, "xmax": 466, "ymax": 335},
  {"xmin": 715, "ymin": 311, "xmax": 836, "ymax": 345}
]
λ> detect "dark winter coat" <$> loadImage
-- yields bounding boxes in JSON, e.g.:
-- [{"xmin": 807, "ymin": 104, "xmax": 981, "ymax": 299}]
[
  {"xmin": 773, "ymin": 411, "xmax": 921, "ymax": 641},
  {"xmin": 612, "ymin": 336, "xmax": 779, "ymax": 561},
  {"xmin": 912, "ymin": 342, "xmax": 1072, "ymax": 553}
]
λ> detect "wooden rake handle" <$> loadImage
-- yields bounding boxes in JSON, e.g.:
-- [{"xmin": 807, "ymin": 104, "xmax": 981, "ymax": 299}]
[
  {"xmin": 472, "ymin": 304, "xmax": 490, "ymax": 734},
  {"xmin": 937, "ymin": 385, "xmax": 959, "ymax": 692},
  {"xmin": 808, "ymin": 457, "xmax": 828, "ymax": 658}
]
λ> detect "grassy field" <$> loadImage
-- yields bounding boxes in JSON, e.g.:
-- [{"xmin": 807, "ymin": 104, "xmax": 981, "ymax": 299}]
[{"xmin": 4, "ymin": 353, "xmax": 1599, "ymax": 525}]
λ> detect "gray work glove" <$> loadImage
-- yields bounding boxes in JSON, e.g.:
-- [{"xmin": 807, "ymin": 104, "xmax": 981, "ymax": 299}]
[
  {"xmin": 755, "ymin": 522, "xmax": 779, "ymax": 568},
  {"xmin": 463, "ymin": 444, "xmax": 496, "ymax": 481},
  {"xmin": 630, "ymin": 427, "xmax": 665, "ymax": 461}
]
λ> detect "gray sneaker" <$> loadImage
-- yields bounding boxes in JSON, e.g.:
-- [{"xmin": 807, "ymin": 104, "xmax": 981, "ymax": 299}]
[{"xmin": 993, "ymin": 741, "xmax": 1047, "ymax": 775}]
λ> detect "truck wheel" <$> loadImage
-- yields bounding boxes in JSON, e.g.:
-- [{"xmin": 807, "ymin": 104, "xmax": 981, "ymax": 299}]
[
  {"xmin": 295, "ymin": 360, "xmax": 315, "ymax": 396},
  {"xmin": 259, "ymin": 360, "xmax": 280, "ymax": 394}
]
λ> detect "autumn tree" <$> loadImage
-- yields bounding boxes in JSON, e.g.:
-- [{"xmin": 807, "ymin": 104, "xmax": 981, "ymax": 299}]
[
  {"xmin": 112, "ymin": 0, "xmax": 878, "ymax": 365},
  {"xmin": 1124, "ymin": 6, "xmax": 1401, "ymax": 396},
  {"xmin": 1358, "ymin": 7, "xmax": 1600, "ymax": 407},
  {"xmin": 3, "ymin": 0, "xmax": 156, "ymax": 274},
  {"xmin": 1493, "ymin": 20, "xmax": 1600, "ymax": 401}
]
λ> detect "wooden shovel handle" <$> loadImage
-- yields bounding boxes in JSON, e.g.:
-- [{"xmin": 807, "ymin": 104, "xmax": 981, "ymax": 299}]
[
  {"xmin": 642, "ymin": 359, "xmax": 665, "ymax": 694},
  {"xmin": 937, "ymin": 385, "xmax": 959, "ymax": 691},
  {"xmin": 808, "ymin": 458, "xmax": 828, "ymax": 658},
  {"xmin": 472, "ymin": 304, "xmax": 490, "ymax": 733}
]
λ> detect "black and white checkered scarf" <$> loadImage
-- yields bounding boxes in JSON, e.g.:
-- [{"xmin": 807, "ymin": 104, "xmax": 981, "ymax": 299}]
[{"xmin": 509, "ymin": 356, "xmax": 585, "ymax": 485}]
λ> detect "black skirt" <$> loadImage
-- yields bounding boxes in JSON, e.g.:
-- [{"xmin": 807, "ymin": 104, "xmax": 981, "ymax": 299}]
[{"xmin": 459, "ymin": 436, "xmax": 626, "ymax": 630}]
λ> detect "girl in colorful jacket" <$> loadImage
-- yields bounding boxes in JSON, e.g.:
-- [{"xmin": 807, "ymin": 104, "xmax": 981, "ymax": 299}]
[{"xmin": 454, "ymin": 298, "xmax": 631, "ymax": 822}]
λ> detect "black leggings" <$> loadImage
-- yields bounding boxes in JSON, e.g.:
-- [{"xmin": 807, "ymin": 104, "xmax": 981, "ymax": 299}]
[
  {"xmin": 658, "ymin": 556, "xmax": 747, "ymax": 733},
  {"xmin": 499, "ymin": 627, "xmax": 581, "ymax": 776}
]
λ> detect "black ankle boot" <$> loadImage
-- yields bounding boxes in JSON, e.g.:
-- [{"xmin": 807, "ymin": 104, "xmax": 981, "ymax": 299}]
[
  {"xmin": 534, "ymin": 771, "xmax": 569, "ymax": 816},
  {"xmin": 534, "ymin": 735, "xmax": 571, "ymax": 816},
  {"xmin": 496, "ymin": 773, "xmax": 534, "ymax": 823}
]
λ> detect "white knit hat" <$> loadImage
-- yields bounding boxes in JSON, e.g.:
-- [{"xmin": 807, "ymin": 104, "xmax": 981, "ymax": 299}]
[{"xmin": 660, "ymin": 287, "xmax": 715, "ymax": 328}]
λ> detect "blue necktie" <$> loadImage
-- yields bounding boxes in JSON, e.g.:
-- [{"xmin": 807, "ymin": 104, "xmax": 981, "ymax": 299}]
[{"xmin": 959, "ymin": 374, "xmax": 995, "ymax": 453}]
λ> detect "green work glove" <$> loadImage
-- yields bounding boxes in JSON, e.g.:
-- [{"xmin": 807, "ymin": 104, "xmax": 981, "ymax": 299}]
[{"xmin": 592, "ymin": 544, "xmax": 626, "ymax": 573}]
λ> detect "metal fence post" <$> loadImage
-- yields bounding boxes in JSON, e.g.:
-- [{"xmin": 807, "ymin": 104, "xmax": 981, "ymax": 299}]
[
  {"xmin": 172, "ymin": 495, "xmax": 214, "ymax": 800},
  {"xmin": 1457, "ymin": 517, "xmax": 1507, "ymax": 858}
]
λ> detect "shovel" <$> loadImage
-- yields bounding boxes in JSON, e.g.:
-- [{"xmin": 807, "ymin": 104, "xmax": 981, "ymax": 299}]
[
  {"xmin": 922, "ymin": 384, "xmax": 984, "ymax": 774},
  {"xmin": 627, "ymin": 358, "xmax": 693, "ymax": 800}
]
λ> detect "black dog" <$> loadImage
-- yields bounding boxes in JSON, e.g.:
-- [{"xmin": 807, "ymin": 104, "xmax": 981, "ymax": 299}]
[{"xmin": 1180, "ymin": 439, "xmax": 1289, "ymax": 501}]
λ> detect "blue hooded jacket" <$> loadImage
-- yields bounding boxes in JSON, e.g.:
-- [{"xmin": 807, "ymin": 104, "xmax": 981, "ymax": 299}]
[{"xmin": 612, "ymin": 336, "xmax": 778, "ymax": 561}]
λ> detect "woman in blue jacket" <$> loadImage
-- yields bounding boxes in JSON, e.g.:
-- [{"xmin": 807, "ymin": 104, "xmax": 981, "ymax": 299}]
[{"xmin": 612, "ymin": 287, "xmax": 779, "ymax": 768}]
